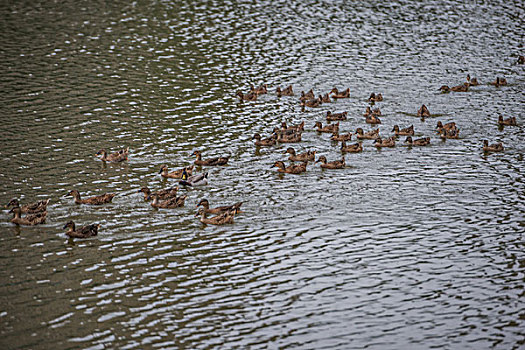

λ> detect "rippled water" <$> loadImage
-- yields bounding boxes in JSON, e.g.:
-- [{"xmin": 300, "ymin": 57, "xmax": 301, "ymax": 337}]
[{"xmin": 1, "ymin": 0, "xmax": 524, "ymax": 348}]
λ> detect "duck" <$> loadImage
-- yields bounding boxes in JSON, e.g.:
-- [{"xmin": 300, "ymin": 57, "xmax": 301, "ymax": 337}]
[
  {"xmin": 365, "ymin": 114, "xmax": 381, "ymax": 124},
  {"xmin": 236, "ymin": 90, "xmax": 257, "ymax": 101},
  {"xmin": 272, "ymin": 161, "xmax": 307, "ymax": 174},
  {"xmin": 9, "ymin": 207, "xmax": 46, "ymax": 226},
  {"xmin": 316, "ymin": 156, "xmax": 345, "ymax": 169},
  {"xmin": 498, "ymin": 115, "xmax": 517, "ymax": 126},
  {"xmin": 314, "ymin": 121, "xmax": 339, "ymax": 133},
  {"xmin": 489, "ymin": 77, "xmax": 507, "ymax": 87},
  {"xmin": 451, "ymin": 83, "xmax": 470, "ymax": 92},
  {"xmin": 326, "ymin": 111, "xmax": 347, "ymax": 121},
  {"xmin": 368, "ymin": 93, "xmax": 383, "ymax": 102},
  {"xmin": 363, "ymin": 106, "xmax": 381, "ymax": 117},
  {"xmin": 63, "ymin": 221, "xmax": 100, "ymax": 238},
  {"xmin": 374, "ymin": 137, "xmax": 395, "ymax": 148},
  {"xmin": 299, "ymin": 89, "xmax": 315, "ymax": 102},
  {"xmin": 66, "ymin": 190, "xmax": 115, "ymax": 205},
  {"xmin": 179, "ymin": 168, "xmax": 208, "ymax": 186},
  {"xmin": 439, "ymin": 85, "xmax": 451, "ymax": 93},
  {"xmin": 405, "ymin": 136, "xmax": 431, "ymax": 146},
  {"xmin": 250, "ymin": 84, "xmax": 268, "ymax": 95},
  {"xmin": 276, "ymin": 132, "xmax": 302, "ymax": 143},
  {"xmin": 330, "ymin": 131, "xmax": 352, "ymax": 142},
  {"xmin": 138, "ymin": 187, "xmax": 178, "ymax": 201},
  {"xmin": 466, "ymin": 74, "xmax": 479, "ymax": 86},
  {"xmin": 281, "ymin": 121, "xmax": 305, "ymax": 133},
  {"xmin": 191, "ymin": 150, "xmax": 229, "ymax": 166},
  {"xmin": 518, "ymin": 55, "xmax": 525, "ymax": 64},
  {"xmin": 340, "ymin": 141, "xmax": 363, "ymax": 153},
  {"xmin": 482, "ymin": 140, "xmax": 504, "ymax": 152},
  {"xmin": 392, "ymin": 125, "xmax": 414, "ymax": 136},
  {"xmin": 95, "ymin": 148, "xmax": 129, "ymax": 162},
  {"xmin": 196, "ymin": 198, "xmax": 243, "ymax": 215},
  {"xmin": 417, "ymin": 104, "xmax": 430, "ymax": 118},
  {"xmin": 276, "ymin": 85, "xmax": 294, "ymax": 97},
  {"xmin": 436, "ymin": 121, "xmax": 457, "ymax": 133},
  {"xmin": 355, "ymin": 128, "xmax": 379, "ymax": 140},
  {"xmin": 330, "ymin": 87, "xmax": 350, "ymax": 98},
  {"xmin": 196, "ymin": 207, "xmax": 235, "ymax": 225},
  {"xmin": 320, "ymin": 93, "xmax": 331, "ymax": 103},
  {"xmin": 284, "ymin": 147, "xmax": 315, "ymax": 162},
  {"xmin": 439, "ymin": 128, "xmax": 460, "ymax": 139},
  {"xmin": 253, "ymin": 133, "xmax": 276, "ymax": 146},
  {"xmin": 151, "ymin": 194, "xmax": 187, "ymax": 208},
  {"xmin": 159, "ymin": 164, "xmax": 194, "ymax": 179},
  {"xmin": 6, "ymin": 198, "xmax": 50, "ymax": 214},
  {"xmin": 301, "ymin": 97, "xmax": 322, "ymax": 108}
]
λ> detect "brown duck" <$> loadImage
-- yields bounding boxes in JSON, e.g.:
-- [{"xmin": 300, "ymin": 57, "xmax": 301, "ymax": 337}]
[
  {"xmin": 63, "ymin": 221, "xmax": 100, "ymax": 238},
  {"xmin": 331, "ymin": 131, "xmax": 352, "ymax": 142},
  {"xmin": 299, "ymin": 89, "xmax": 315, "ymax": 102},
  {"xmin": 363, "ymin": 106, "xmax": 381, "ymax": 117},
  {"xmin": 151, "ymin": 194, "xmax": 187, "ymax": 209},
  {"xmin": 498, "ymin": 115, "xmax": 517, "ymax": 126},
  {"xmin": 196, "ymin": 198, "xmax": 243, "ymax": 215},
  {"xmin": 374, "ymin": 137, "xmax": 395, "ymax": 148},
  {"xmin": 368, "ymin": 93, "xmax": 383, "ymax": 102},
  {"xmin": 191, "ymin": 150, "xmax": 229, "ymax": 166},
  {"xmin": 301, "ymin": 97, "xmax": 322, "ymax": 108},
  {"xmin": 316, "ymin": 156, "xmax": 345, "ymax": 169},
  {"xmin": 436, "ymin": 121, "xmax": 457, "ymax": 133},
  {"xmin": 489, "ymin": 77, "xmax": 507, "ymax": 87},
  {"xmin": 320, "ymin": 93, "xmax": 331, "ymax": 103},
  {"xmin": 159, "ymin": 165, "xmax": 194, "ymax": 179},
  {"xmin": 355, "ymin": 128, "xmax": 379, "ymax": 140},
  {"xmin": 341, "ymin": 141, "xmax": 363, "ymax": 153},
  {"xmin": 439, "ymin": 128, "xmax": 460, "ymax": 139},
  {"xmin": 251, "ymin": 84, "xmax": 268, "ymax": 95},
  {"xmin": 482, "ymin": 140, "xmax": 504, "ymax": 152},
  {"xmin": 253, "ymin": 133, "xmax": 276, "ymax": 146},
  {"xmin": 272, "ymin": 161, "xmax": 307, "ymax": 174},
  {"xmin": 196, "ymin": 207, "xmax": 235, "ymax": 225},
  {"xmin": 284, "ymin": 147, "xmax": 315, "ymax": 162},
  {"xmin": 66, "ymin": 190, "xmax": 115, "ymax": 205},
  {"xmin": 392, "ymin": 125, "xmax": 414, "ymax": 136},
  {"xmin": 326, "ymin": 111, "xmax": 348, "ymax": 121},
  {"xmin": 405, "ymin": 136, "xmax": 430, "ymax": 146},
  {"xmin": 314, "ymin": 121, "xmax": 339, "ymax": 133},
  {"xmin": 466, "ymin": 74, "xmax": 479, "ymax": 86},
  {"xmin": 236, "ymin": 90, "xmax": 257, "ymax": 101},
  {"xmin": 417, "ymin": 104, "xmax": 430, "ymax": 118},
  {"xmin": 9, "ymin": 207, "xmax": 46, "ymax": 226},
  {"xmin": 138, "ymin": 187, "xmax": 178, "ymax": 201},
  {"xmin": 6, "ymin": 198, "xmax": 50, "ymax": 214},
  {"xmin": 95, "ymin": 148, "xmax": 129, "ymax": 162},
  {"xmin": 276, "ymin": 85, "xmax": 294, "ymax": 97},
  {"xmin": 330, "ymin": 87, "xmax": 350, "ymax": 98},
  {"xmin": 365, "ymin": 115, "xmax": 381, "ymax": 125},
  {"xmin": 276, "ymin": 132, "xmax": 302, "ymax": 143}
]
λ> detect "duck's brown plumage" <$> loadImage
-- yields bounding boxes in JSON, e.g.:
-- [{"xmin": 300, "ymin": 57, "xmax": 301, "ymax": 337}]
[
  {"xmin": 368, "ymin": 93, "xmax": 383, "ymax": 102},
  {"xmin": 237, "ymin": 90, "xmax": 257, "ymax": 101},
  {"xmin": 498, "ymin": 115, "xmax": 517, "ymax": 126},
  {"xmin": 6, "ymin": 198, "xmax": 50, "ymax": 214},
  {"xmin": 272, "ymin": 161, "xmax": 307, "ymax": 174},
  {"xmin": 284, "ymin": 147, "xmax": 315, "ymax": 162},
  {"xmin": 191, "ymin": 151, "xmax": 229, "ymax": 166},
  {"xmin": 341, "ymin": 141, "xmax": 363, "ymax": 153},
  {"xmin": 96, "ymin": 148, "xmax": 129, "ymax": 162},
  {"xmin": 151, "ymin": 194, "xmax": 187, "ymax": 209},
  {"xmin": 276, "ymin": 85, "xmax": 294, "ymax": 97},
  {"xmin": 316, "ymin": 156, "xmax": 345, "ymax": 169},
  {"xmin": 253, "ymin": 133, "xmax": 276, "ymax": 146},
  {"xmin": 314, "ymin": 121, "xmax": 339, "ymax": 133},
  {"xmin": 483, "ymin": 140, "xmax": 504, "ymax": 152},
  {"xmin": 374, "ymin": 137, "xmax": 396, "ymax": 148},
  {"xmin": 330, "ymin": 87, "xmax": 350, "ymax": 98},
  {"xmin": 138, "ymin": 187, "xmax": 178, "ymax": 201},
  {"xmin": 196, "ymin": 208, "xmax": 235, "ymax": 225},
  {"xmin": 417, "ymin": 104, "xmax": 430, "ymax": 118},
  {"xmin": 66, "ymin": 190, "xmax": 115, "ymax": 205},
  {"xmin": 392, "ymin": 125, "xmax": 414, "ymax": 136},
  {"xmin": 10, "ymin": 207, "xmax": 46, "ymax": 226},
  {"xmin": 63, "ymin": 221, "xmax": 100, "ymax": 238},
  {"xmin": 405, "ymin": 136, "xmax": 431, "ymax": 146},
  {"xmin": 326, "ymin": 111, "xmax": 348, "ymax": 121},
  {"xmin": 355, "ymin": 128, "xmax": 379, "ymax": 140},
  {"xmin": 159, "ymin": 165, "xmax": 194, "ymax": 179},
  {"xmin": 196, "ymin": 199, "xmax": 243, "ymax": 215},
  {"xmin": 365, "ymin": 115, "xmax": 381, "ymax": 124},
  {"xmin": 331, "ymin": 131, "xmax": 352, "ymax": 141}
]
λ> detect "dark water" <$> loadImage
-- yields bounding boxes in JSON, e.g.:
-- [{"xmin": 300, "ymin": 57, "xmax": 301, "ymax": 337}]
[{"xmin": 1, "ymin": 0, "xmax": 524, "ymax": 348}]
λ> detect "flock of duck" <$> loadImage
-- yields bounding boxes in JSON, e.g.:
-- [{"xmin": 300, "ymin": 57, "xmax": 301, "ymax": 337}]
[{"xmin": 4, "ymin": 55, "xmax": 522, "ymax": 237}]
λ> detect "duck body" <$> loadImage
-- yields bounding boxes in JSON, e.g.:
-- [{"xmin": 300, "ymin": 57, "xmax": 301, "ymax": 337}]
[
  {"xmin": 483, "ymin": 140, "xmax": 504, "ymax": 152},
  {"xmin": 159, "ymin": 165, "xmax": 194, "ymax": 179},
  {"xmin": 489, "ymin": 77, "xmax": 507, "ymax": 87},
  {"xmin": 197, "ymin": 199, "xmax": 242, "ymax": 215},
  {"xmin": 326, "ymin": 111, "xmax": 347, "ymax": 121},
  {"xmin": 340, "ymin": 141, "xmax": 363, "ymax": 153},
  {"xmin": 197, "ymin": 208, "xmax": 235, "ymax": 225},
  {"xmin": 251, "ymin": 84, "xmax": 268, "ymax": 95},
  {"xmin": 151, "ymin": 194, "xmax": 187, "ymax": 208},
  {"xmin": 276, "ymin": 132, "xmax": 302, "ymax": 143},
  {"xmin": 66, "ymin": 190, "xmax": 115, "ymax": 205},
  {"xmin": 237, "ymin": 90, "xmax": 257, "ymax": 101},
  {"xmin": 10, "ymin": 207, "xmax": 46, "ymax": 225},
  {"xmin": 276, "ymin": 85, "xmax": 294, "ymax": 97},
  {"xmin": 330, "ymin": 87, "xmax": 350, "ymax": 98},
  {"xmin": 392, "ymin": 125, "xmax": 414, "ymax": 136},
  {"xmin": 272, "ymin": 161, "xmax": 307, "ymax": 174},
  {"xmin": 440, "ymin": 128, "xmax": 460, "ymax": 139},
  {"xmin": 96, "ymin": 148, "xmax": 128, "ymax": 162},
  {"xmin": 417, "ymin": 104, "xmax": 430, "ymax": 118},
  {"xmin": 6, "ymin": 198, "xmax": 50, "ymax": 214},
  {"xmin": 63, "ymin": 221, "xmax": 100, "ymax": 238},
  {"xmin": 320, "ymin": 93, "xmax": 331, "ymax": 103},
  {"xmin": 316, "ymin": 156, "xmax": 345, "ymax": 169},
  {"xmin": 436, "ymin": 121, "xmax": 457, "ymax": 133},
  {"xmin": 253, "ymin": 133, "xmax": 276, "ymax": 146},
  {"xmin": 179, "ymin": 169, "xmax": 208, "ymax": 186},
  {"xmin": 355, "ymin": 128, "xmax": 379, "ymax": 140},
  {"xmin": 405, "ymin": 136, "xmax": 430, "ymax": 146},
  {"xmin": 363, "ymin": 106, "xmax": 381, "ymax": 117},
  {"xmin": 498, "ymin": 115, "xmax": 517, "ymax": 126},
  {"xmin": 451, "ymin": 83, "xmax": 469, "ymax": 92},
  {"xmin": 467, "ymin": 75, "xmax": 480, "ymax": 86},
  {"xmin": 374, "ymin": 137, "xmax": 396, "ymax": 148},
  {"xmin": 331, "ymin": 132, "xmax": 352, "ymax": 141},
  {"xmin": 315, "ymin": 121, "xmax": 339, "ymax": 133},
  {"xmin": 192, "ymin": 151, "xmax": 229, "ymax": 166},
  {"xmin": 299, "ymin": 89, "xmax": 315, "ymax": 102},
  {"xmin": 301, "ymin": 97, "xmax": 322, "ymax": 108},
  {"xmin": 138, "ymin": 187, "xmax": 178, "ymax": 201},
  {"xmin": 368, "ymin": 93, "xmax": 383, "ymax": 102},
  {"xmin": 284, "ymin": 147, "xmax": 315, "ymax": 162},
  {"xmin": 365, "ymin": 115, "xmax": 381, "ymax": 124}
]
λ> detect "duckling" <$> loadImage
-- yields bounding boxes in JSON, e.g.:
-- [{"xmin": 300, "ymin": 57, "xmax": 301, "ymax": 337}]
[
  {"xmin": 365, "ymin": 114, "xmax": 381, "ymax": 124},
  {"xmin": 151, "ymin": 194, "xmax": 187, "ymax": 208},
  {"xmin": 363, "ymin": 106, "xmax": 381, "ymax": 117},
  {"xmin": 251, "ymin": 84, "xmax": 268, "ymax": 95},
  {"xmin": 330, "ymin": 87, "xmax": 350, "ymax": 98},
  {"xmin": 439, "ymin": 128, "xmax": 460, "ymax": 139},
  {"xmin": 314, "ymin": 121, "xmax": 339, "ymax": 133},
  {"xmin": 320, "ymin": 93, "xmax": 331, "ymax": 103},
  {"xmin": 392, "ymin": 125, "xmax": 414, "ymax": 136},
  {"xmin": 272, "ymin": 161, "xmax": 307, "ymax": 174},
  {"xmin": 483, "ymin": 140, "xmax": 504, "ymax": 152},
  {"xmin": 159, "ymin": 165, "xmax": 194, "ymax": 179},
  {"xmin": 9, "ymin": 207, "xmax": 46, "ymax": 226},
  {"xmin": 518, "ymin": 55, "xmax": 525, "ymax": 64},
  {"xmin": 253, "ymin": 133, "xmax": 276, "ymax": 146},
  {"xmin": 368, "ymin": 93, "xmax": 383, "ymax": 102},
  {"xmin": 196, "ymin": 198, "xmax": 242, "ymax": 215},
  {"xmin": 489, "ymin": 77, "xmax": 507, "ymax": 87},
  {"xmin": 95, "ymin": 148, "xmax": 128, "ymax": 162},
  {"xmin": 299, "ymin": 89, "xmax": 315, "ymax": 101},
  {"xmin": 66, "ymin": 190, "xmax": 115, "ymax": 205},
  {"xmin": 450, "ymin": 83, "xmax": 469, "ymax": 92},
  {"xmin": 326, "ymin": 111, "xmax": 348, "ymax": 121},
  {"xmin": 63, "ymin": 221, "xmax": 100, "ymax": 238},
  {"xmin": 340, "ymin": 141, "xmax": 363, "ymax": 153},
  {"xmin": 498, "ymin": 115, "xmax": 517, "ymax": 126},
  {"xmin": 301, "ymin": 97, "xmax": 322, "ymax": 108},
  {"xmin": 196, "ymin": 207, "xmax": 235, "ymax": 225},
  {"xmin": 191, "ymin": 150, "xmax": 229, "ymax": 166},
  {"xmin": 316, "ymin": 156, "xmax": 345, "ymax": 169},
  {"xmin": 236, "ymin": 90, "xmax": 257, "ymax": 101},
  {"xmin": 405, "ymin": 136, "xmax": 431, "ymax": 146},
  {"xmin": 330, "ymin": 131, "xmax": 352, "ymax": 142},
  {"xmin": 466, "ymin": 74, "xmax": 480, "ymax": 86},
  {"xmin": 284, "ymin": 147, "xmax": 315, "ymax": 162},
  {"xmin": 138, "ymin": 187, "xmax": 178, "ymax": 201},
  {"xmin": 374, "ymin": 137, "xmax": 395, "ymax": 148},
  {"xmin": 179, "ymin": 168, "xmax": 208, "ymax": 187},
  {"xmin": 6, "ymin": 198, "xmax": 50, "ymax": 214},
  {"xmin": 355, "ymin": 128, "xmax": 379, "ymax": 140},
  {"xmin": 276, "ymin": 85, "xmax": 294, "ymax": 97},
  {"xmin": 417, "ymin": 104, "xmax": 430, "ymax": 118}
]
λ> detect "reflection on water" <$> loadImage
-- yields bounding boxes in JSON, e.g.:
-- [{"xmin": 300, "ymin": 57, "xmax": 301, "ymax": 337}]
[{"xmin": 1, "ymin": 0, "xmax": 524, "ymax": 348}]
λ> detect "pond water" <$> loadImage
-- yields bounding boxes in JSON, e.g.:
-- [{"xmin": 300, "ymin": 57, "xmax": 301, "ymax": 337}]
[{"xmin": 1, "ymin": 0, "xmax": 524, "ymax": 348}]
